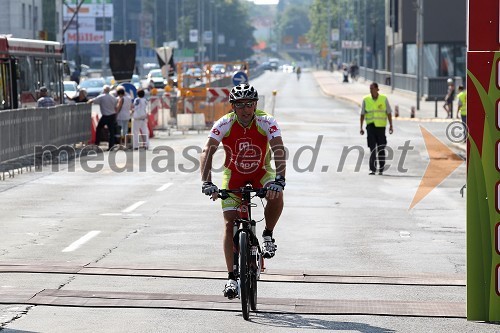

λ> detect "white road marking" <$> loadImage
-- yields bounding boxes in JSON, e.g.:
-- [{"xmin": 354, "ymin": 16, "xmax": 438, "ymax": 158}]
[
  {"xmin": 62, "ymin": 231, "xmax": 101, "ymax": 252},
  {"xmin": 122, "ymin": 201, "xmax": 146, "ymax": 213},
  {"xmin": 156, "ymin": 183, "xmax": 173, "ymax": 192},
  {"xmin": 399, "ymin": 231, "xmax": 411, "ymax": 238}
]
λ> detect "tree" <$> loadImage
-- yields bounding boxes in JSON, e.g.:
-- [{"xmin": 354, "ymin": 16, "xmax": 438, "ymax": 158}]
[
  {"xmin": 135, "ymin": 0, "xmax": 255, "ymax": 61},
  {"xmin": 215, "ymin": 0, "xmax": 256, "ymax": 60},
  {"xmin": 277, "ymin": 4, "xmax": 311, "ymax": 47},
  {"xmin": 307, "ymin": 0, "xmax": 334, "ymax": 51}
]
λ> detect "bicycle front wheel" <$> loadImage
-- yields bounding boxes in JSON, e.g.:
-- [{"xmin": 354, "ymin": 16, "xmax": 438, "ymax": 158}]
[
  {"xmin": 239, "ymin": 231, "xmax": 250, "ymax": 320},
  {"xmin": 250, "ymin": 271, "xmax": 257, "ymax": 311}
]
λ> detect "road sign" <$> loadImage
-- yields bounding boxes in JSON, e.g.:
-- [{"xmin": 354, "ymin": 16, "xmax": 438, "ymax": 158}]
[
  {"xmin": 232, "ymin": 71, "xmax": 248, "ymax": 86},
  {"xmin": 206, "ymin": 87, "xmax": 230, "ymax": 103},
  {"xmin": 189, "ymin": 29, "xmax": 198, "ymax": 43},
  {"xmin": 120, "ymin": 83, "xmax": 137, "ymax": 99}
]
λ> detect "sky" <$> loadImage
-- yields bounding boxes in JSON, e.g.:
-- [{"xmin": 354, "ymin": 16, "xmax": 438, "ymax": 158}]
[{"xmin": 247, "ymin": 0, "xmax": 279, "ymax": 5}]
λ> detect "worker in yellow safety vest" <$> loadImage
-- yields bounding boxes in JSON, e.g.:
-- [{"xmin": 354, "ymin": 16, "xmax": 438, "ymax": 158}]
[
  {"xmin": 359, "ymin": 82, "xmax": 394, "ymax": 175},
  {"xmin": 456, "ymin": 85, "xmax": 467, "ymax": 141}
]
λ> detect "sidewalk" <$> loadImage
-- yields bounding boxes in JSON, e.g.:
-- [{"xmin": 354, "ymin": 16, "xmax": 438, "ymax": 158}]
[
  {"xmin": 313, "ymin": 70, "xmax": 456, "ymax": 121},
  {"xmin": 312, "ymin": 70, "xmax": 467, "ymax": 152}
]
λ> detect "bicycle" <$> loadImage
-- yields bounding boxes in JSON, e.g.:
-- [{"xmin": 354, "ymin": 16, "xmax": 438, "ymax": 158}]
[{"xmin": 218, "ymin": 184, "xmax": 267, "ymax": 321}]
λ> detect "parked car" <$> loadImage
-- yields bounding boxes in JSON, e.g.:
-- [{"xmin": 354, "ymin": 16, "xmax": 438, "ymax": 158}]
[
  {"xmin": 268, "ymin": 58, "xmax": 280, "ymax": 71},
  {"xmin": 258, "ymin": 62, "xmax": 273, "ymax": 71},
  {"xmin": 78, "ymin": 78, "xmax": 105, "ymax": 98},
  {"xmin": 147, "ymin": 69, "xmax": 166, "ymax": 89},
  {"xmin": 245, "ymin": 59, "xmax": 259, "ymax": 69},
  {"xmin": 63, "ymin": 81, "xmax": 78, "ymax": 103},
  {"xmin": 282, "ymin": 64, "xmax": 294, "ymax": 73},
  {"xmin": 104, "ymin": 76, "xmax": 115, "ymax": 87},
  {"xmin": 209, "ymin": 64, "xmax": 226, "ymax": 76},
  {"xmin": 131, "ymin": 74, "xmax": 141, "ymax": 90},
  {"xmin": 185, "ymin": 67, "xmax": 203, "ymax": 79}
]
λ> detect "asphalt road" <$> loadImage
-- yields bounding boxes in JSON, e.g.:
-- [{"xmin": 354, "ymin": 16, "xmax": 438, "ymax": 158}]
[{"xmin": 0, "ymin": 70, "xmax": 494, "ymax": 332}]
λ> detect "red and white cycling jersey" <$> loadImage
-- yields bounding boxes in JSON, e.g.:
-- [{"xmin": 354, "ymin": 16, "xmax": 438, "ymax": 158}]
[{"xmin": 209, "ymin": 109, "xmax": 282, "ymax": 175}]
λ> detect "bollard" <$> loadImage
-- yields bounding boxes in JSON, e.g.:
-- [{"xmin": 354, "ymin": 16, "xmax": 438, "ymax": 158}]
[
  {"xmin": 394, "ymin": 105, "xmax": 399, "ymax": 118},
  {"xmin": 271, "ymin": 90, "xmax": 277, "ymax": 116},
  {"xmin": 410, "ymin": 106, "xmax": 416, "ymax": 118}
]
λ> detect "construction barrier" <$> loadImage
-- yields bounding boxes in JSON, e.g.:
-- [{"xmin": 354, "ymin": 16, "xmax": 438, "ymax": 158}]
[{"xmin": 89, "ymin": 114, "xmax": 100, "ymax": 144}]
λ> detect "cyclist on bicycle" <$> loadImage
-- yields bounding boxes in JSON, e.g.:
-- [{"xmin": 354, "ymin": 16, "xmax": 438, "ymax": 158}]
[{"xmin": 200, "ymin": 83, "xmax": 286, "ymax": 299}]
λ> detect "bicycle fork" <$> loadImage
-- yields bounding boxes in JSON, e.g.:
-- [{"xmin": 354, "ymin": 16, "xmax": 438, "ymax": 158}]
[{"xmin": 232, "ymin": 220, "xmax": 262, "ymax": 284}]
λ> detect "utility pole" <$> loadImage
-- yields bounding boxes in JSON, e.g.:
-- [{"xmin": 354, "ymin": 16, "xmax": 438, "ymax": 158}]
[
  {"xmin": 197, "ymin": 0, "xmax": 201, "ymax": 63},
  {"xmin": 201, "ymin": 0, "xmax": 205, "ymax": 63},
  {"xmin": 214, "ymin": 2, "xmax": 218, "ymax": 61},
  {"xmin": 154, "ymin": 0, "xmax": 157, "ymax": 47},
  {"xmin": 123, "ymin": 0, "xmax": 127, "ymax": 40},
  {"xmin": 416, "ymin": 0, "xmax": 423, "ymax": 110},
  {"xmin": 101, "ymin": 0, "xmax": 106, "ymax": 73},
  {"xmin": 327, "ymin": 3, "xmax": 332, "ymax": 70},
  {"xmin": 363, "ymin": 0, "xmax": 367, "ymax": 76},
  {"xmin": 372, "ymin": 5, "xmax": 376, "ymax": 82},
  {"xmin": 390, "ymin": 0, "xmax": 395, "ymax": 92},
  {"xmin": 32, "ymin": 0, "xmax": 36, "ymax": 39}
]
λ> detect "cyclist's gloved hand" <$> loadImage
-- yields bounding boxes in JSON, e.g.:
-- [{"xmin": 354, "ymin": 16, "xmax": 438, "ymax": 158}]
[
  {"xmin": 202, "ymin": 181, "xmax": 218, "ymax": 196},
  {"xmin": 268, "ymin": 175, "xmax": 286, "ymax": 192}
]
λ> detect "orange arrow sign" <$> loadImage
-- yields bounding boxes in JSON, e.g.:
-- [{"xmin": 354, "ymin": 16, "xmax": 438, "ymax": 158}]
[{"xmin": 409, "ymin": 126, "xmax": 464, "ymax": 210}]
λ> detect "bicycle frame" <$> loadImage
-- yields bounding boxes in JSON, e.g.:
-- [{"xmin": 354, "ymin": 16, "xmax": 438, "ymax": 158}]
[
  {"xmin": 219, "ymin": 184, "xmax": 265, "ymax": 279},
  {"xmin": 219, "ymin": 184, "xmax": 266, "ymax": 319}
]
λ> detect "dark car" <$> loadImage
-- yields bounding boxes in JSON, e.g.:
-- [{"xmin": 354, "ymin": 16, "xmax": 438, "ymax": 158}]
[
  {"xmin": 259, "ymin": 62, "xmax": 273, "ymax": 71},
  {"xmin": 78, "ymin": 78, "xmax": 105, "ymax": 98}
]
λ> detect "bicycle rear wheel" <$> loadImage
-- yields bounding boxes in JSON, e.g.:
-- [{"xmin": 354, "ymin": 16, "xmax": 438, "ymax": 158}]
[{"xmin": 239, "ymin": 231, "xmax": 250, "ymax": 320}]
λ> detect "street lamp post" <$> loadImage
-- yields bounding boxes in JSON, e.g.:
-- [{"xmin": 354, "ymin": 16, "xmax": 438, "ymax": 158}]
[
  {"xmin": 390, "ymin": 0, "xmax": 395, "ymax": 92},
  {"xmin": 327, "ymin": 3, "xmax": 332, "ymax": 71},
  {"xmin": 101, "ymin": 0, "xmax": 106, "ymax": 73},
  {"xmin": 363, "ymin": 0, "xmax": 367, "ymax": 77},
  {"xmin": 416, "ymin": 0, "xmax": 424, "ymax": 110},
  {"xmin": 372, "ymin": 6, "xmax": 376, "ymax": 82}
]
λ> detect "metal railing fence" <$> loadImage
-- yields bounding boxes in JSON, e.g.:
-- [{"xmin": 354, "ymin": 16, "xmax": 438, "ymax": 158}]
[{"xmin": 0, "ymin": 104, "xmax": 91, "ymax": 164}]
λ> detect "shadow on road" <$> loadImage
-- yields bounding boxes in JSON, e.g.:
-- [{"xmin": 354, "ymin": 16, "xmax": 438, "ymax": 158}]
[{"xmin": 249, "ymin": 312, "xmax": 395, "ymax": 332}]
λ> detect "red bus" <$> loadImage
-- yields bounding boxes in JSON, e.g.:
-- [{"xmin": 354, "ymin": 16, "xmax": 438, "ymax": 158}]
[{"xmin": 0, "ymin": 36, "xmax": 65, "ymax": 109}]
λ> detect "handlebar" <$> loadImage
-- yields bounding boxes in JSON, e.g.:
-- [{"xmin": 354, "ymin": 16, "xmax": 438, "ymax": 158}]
[{"xmin": 218, "ymin": 186, "xmax": 267, "ymax": 200}]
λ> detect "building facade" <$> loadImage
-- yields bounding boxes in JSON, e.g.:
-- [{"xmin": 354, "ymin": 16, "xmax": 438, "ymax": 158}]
[
  {"xmin": 0, "ymin": 0, "xmax": 62, "ymax": 42},
  {"xmin": 385, "ymin": 0, "xmax": 466, "ymax": 80}
]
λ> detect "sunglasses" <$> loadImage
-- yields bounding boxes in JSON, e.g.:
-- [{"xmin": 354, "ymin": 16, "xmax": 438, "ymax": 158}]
[{"xmin": 233, "ymin": 101, "xmax": 256, "ymax": 109}]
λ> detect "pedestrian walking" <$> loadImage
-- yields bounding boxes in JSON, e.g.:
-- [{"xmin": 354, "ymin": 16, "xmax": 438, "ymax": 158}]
[
  {"xmin": 359, "ymin": 82, "xmax": 394, "ymax": 175},
  {"xmin": 443, "ymin": 78, "xmax": 455, "ymax": 118},
  {"xmin": 296, "ymin": 66, "xmax": 301, "ymax": 81},
  {"xmin": 37, "ymin": 86, "xmax": 56, "ymax": 107},
  {"xmin": 66, "ymin": 89, "xmax": 88, "ymax": 103},
  {"xmin": 88, "ymin": 85, "xmax": 118, "ymax": 150},
  {"xmin": 115, "ymin": 86, "xmax": 132, "ymax": 146},
  {"xmin": 131, "ymin": 89, "xmax": 149, "ymax": 150},
  {"xmin": 456, "ymin": 85, "xmax": 467, "ymax": 141}
]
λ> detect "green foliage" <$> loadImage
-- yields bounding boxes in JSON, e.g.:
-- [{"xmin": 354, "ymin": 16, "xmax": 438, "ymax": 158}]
[
  {"xmin": 307, "ymin": 0, "xmax": 332, "ymax": 50},
  {"xmin": 277, "ymin": 4, "xmax": 311, "ymax": 44},
  {"xmin": 467, "ymin": 56, "xmax": 500, "ymax": 321},
  {"xmin": 141, "ymin": 0, "xmax": 255, "ymax": 61},
  {"xmin": 307, "ymin": 0, "xmax": 385, "ymax": 53}
]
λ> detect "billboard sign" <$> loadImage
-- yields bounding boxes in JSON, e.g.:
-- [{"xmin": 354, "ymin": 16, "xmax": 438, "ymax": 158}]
[
  {"xmin": 467, "ymin": 0, "xmax": 500, "ymax": 322},
  {"xmin": 63, "ymin": 1, "xmax": 114, "ymax": 45}
]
